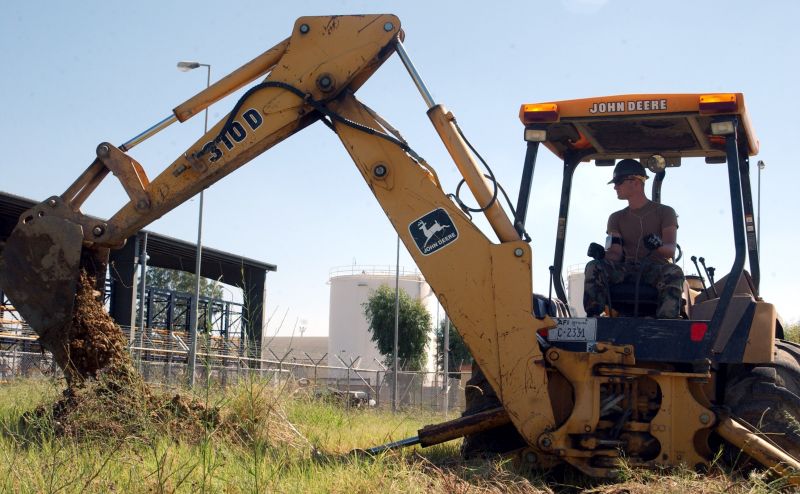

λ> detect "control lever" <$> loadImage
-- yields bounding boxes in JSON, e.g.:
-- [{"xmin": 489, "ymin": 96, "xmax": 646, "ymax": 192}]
[
  {"xmin": 698, "ymin": 257, "xmax": 718, "ymax": 298},
  {"xmin": 690, "ymin": 256, "xmax": 710, "ymax": 299}
]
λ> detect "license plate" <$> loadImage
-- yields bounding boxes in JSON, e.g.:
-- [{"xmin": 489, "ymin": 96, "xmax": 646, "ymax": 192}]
[{"xmin": 548, "ymin": 318, "xmax": 597, "ymax": 342}]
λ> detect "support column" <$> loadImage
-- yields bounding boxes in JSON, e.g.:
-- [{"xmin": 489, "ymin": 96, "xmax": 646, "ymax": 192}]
[
  {"xmin": 108, "ymin": 234, "xmax": 139, "ymax": 329},
  {"xmin": 241, "ymin": 267, "xmax": 266, "ymax": 362}
]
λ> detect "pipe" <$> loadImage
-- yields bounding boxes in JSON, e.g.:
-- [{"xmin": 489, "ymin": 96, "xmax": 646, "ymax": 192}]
[{"xmin": 716, "ymin": 414, "xmax": 800, "ymax": 485}]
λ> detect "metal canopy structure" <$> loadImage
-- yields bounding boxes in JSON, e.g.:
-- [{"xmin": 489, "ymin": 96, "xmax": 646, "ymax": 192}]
[
  {"xmin": 0, "ymin": 191, "xmax": 276, "ymax": 356},
  {"xmin": 520, "ymin": 93, "xmax": 759, "ymax": 162}
]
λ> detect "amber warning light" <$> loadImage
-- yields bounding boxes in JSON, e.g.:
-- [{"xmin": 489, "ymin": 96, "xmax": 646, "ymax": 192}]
[
  {"xmin": 699, "ymin": 93, "xmax": 738, "ymax": 114},
  {"xmin": 520, "ymin": 103, "xmax": 559, "ymax": 123}
]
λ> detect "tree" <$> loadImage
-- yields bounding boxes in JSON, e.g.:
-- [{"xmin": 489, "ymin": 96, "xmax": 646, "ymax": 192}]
[
  {"xmin": 435, "ymin": 318, "xmax": 473, "ymax": 378},
  {"xmin": 146, "ymin": 267, "xmax": 223, "ymax": 299},
  {"xmin": 140, "ymin": 268, "xmax": 225, "ymax": 331},
  {"xmin": 362, "ymin": 285, "xmax": 430, "ymax": 371},
  {"xmin": 786, "ymin": 321, "xmax": 800, "ymax": 344}
]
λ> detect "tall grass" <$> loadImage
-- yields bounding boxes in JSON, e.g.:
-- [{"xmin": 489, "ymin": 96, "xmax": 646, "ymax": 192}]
[
  {"xmin": 784, "ymin": 322, "xmax": 800, "ymax": 344},
  {"xmin": 0, "ymin": 378, "xmax": 787, "ymax": 493}
]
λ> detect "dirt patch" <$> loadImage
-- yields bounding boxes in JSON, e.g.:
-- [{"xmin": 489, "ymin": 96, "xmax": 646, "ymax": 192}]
[
  {"xmin": 18, "ymin": 271, "xmax": 225, "ymax": 443},
  {"xmin": 22, "ymin": 379, "xmax": 221, "ymax": 443}
]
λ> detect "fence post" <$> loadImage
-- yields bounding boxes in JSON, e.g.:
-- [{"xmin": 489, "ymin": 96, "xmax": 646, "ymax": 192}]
[
  {"xmin": 268, "ymin": 348, "xmax": 292, "ymax": 386},
  {"xmin": 335, "ymin": 354, "xmax": 362, "ymax": 410},
  {"xmin": 372, "ymin": 358, "xmax": 388, "ymax": 408},
  {"xmin": 304, "ymin": 352, "xmax": 328, "ymax": 395}
]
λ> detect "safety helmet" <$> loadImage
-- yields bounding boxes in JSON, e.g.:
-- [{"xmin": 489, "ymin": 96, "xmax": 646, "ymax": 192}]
[{"xmin": 608, "ymin": 159, "xmax": 648, "ymax": 184}]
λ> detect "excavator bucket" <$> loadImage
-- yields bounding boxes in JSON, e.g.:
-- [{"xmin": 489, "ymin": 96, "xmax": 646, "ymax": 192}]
[{"xmin": 0, "ymin": 214, "xmax": 84, "ymax": 344}]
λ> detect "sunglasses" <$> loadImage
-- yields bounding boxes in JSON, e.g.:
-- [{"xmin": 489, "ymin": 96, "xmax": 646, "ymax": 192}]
[{"xmin": 612, "ymin": 177, "xmax": 640, "ymax": 186}]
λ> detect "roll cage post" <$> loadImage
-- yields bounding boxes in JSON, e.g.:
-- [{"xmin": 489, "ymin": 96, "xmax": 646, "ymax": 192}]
[{"xmin": 708, "ymin": 115, "xmax": 761, "ymax": 353}]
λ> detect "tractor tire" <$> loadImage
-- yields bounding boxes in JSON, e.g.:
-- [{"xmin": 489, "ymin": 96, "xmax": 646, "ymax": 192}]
[{"xmin": 723, "ymin": 340, "xmax": 800, "ymax": 460}]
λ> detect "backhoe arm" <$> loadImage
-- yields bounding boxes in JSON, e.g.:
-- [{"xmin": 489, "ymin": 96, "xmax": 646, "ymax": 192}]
[
  {"xmin": 60, "ymin": 15, "xmax": 402, "ymax": 248},
  {"xmin": 0, "ymin": 15, "xmax": 402, "ymax": 348},
  {"xmin": 0, "ymin": 13, "xmax": 555, "ymax": 462}
]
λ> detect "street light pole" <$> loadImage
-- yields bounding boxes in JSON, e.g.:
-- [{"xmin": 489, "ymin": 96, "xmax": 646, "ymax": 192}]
[
  {"xmin": 178, "ymin": 61, "xmax": 211, "ymax": 387},
  {"xmin": 757, "ymin": 160, "xmax": 765, "ymax": 250},
  {"xmin": 393, "ymin": 235, "xmax": 400, "ymax": 413}
]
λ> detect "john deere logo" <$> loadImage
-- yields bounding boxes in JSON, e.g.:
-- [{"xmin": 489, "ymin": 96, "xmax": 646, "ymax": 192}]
[{"xmin": 409, "ymin": 208, "xmax": 458, "ymax": 256}]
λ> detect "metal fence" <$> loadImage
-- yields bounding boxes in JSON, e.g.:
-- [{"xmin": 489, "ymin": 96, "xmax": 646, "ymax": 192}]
[{"xmin": 0, "ymin": 322, "xmax": 469, "ymax": 413}]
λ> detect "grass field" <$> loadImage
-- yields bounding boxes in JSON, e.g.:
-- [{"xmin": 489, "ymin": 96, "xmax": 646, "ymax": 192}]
[{"xmin": 0, "ymin": 378, "xmax": 790, "ymax": 493}]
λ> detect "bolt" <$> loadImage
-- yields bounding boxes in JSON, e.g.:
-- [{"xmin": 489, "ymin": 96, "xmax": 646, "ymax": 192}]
[
  {"xmin": 97, "ymin": 144, "xmax": 110, "ymax": 157},
  {"xmin": 699, "ymin": 413, "xmax": 710, "ymax": 425},
  {"xmin": 514, "ymin": 247, "xmax": 524, "ymax": 257},
  {"xmin": 549, "ymin": 351, "xmax": 559, "ymax": 361},
  {"xmin": 383, "ymin": 22, "xmax": 394, "ymax": 32},
  {"xmin": 299, "ymin": 23, "xmax": 310, "ymax": 34},
  {"xmin": 373, "ymin": 163, "xmax": 388, "ymax": 178},
  {"xmin": 623, "ymin": 347, "xmax": 631, "ymax": 355},
  {"xmin": 92, "ymin": 226, "xmax": 104, "ymax": 236},
  {"xmin": 317, "ymin": 74, "xmax": 333, "ymax": 91},
  {"xmin": 584, "ymin": 425, "xmax": 592, "ymax": 432},
  {"xmin": 136, "ymin": 199, "xmax": 150, "ymax": 210},
  {"xmin": 539, "ymin": 437, "xmax": 552, "ymax": 449},
  {"xmin": 47, "ymin": 198, "xmax": 57, "ymax": 207},
  {"xmin": 525, "ymin": 451, "xmax": 537, "ymax": 464}
]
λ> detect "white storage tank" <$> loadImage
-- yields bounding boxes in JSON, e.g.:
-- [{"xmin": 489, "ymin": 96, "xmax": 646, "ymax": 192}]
[
  {"xmin": 566, "ymin": 264, "xmax": 586, "ymax": 317},
  {"xmin": 327, "ymin": 265, "xmax": 438, "ymax": 373}
]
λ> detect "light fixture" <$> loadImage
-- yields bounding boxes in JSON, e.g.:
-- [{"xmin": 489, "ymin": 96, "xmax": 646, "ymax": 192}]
[{"xmin": 177, "ymin": 61, "xmax": 202, "ymax": 72}]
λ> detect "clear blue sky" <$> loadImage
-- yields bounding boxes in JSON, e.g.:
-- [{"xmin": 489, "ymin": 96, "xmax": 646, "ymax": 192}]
[{"xmin": 2, "ymin": 1, "xmax": 798, "ymax": 336}]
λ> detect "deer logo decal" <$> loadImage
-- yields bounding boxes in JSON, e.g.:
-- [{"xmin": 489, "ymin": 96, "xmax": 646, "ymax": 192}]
[{"xmin": 408, "ymin": 208, "xmax": 459, "ymax": 256}]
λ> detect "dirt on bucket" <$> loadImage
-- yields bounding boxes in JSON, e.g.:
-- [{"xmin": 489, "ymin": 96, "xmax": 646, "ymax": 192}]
[{"xmin": 62, "ymin": 270, "xmax": 136, "ymax": 384}]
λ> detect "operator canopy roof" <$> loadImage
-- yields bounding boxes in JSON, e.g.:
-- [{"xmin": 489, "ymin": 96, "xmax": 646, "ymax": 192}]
[{"xmin": 519, "ymin": 93, "xmax": 759, "ymax": 166}]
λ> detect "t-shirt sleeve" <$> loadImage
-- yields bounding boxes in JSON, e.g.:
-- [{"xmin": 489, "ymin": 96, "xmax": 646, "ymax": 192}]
[
  {"xmin": 661, "ymin": 205, "xmax": 679, "ymax": 229},
  {"xmin": 607, "ymin": 211, "xmax": 621, "ymax": 235}
]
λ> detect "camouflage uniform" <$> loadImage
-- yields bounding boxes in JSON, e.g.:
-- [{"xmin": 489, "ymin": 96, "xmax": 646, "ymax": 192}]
[
  {"xmin": 584, "ymin": 258, "xmax": 684, "ymax": 318},
  {"xmin": 584, "ymin": 194, "xmax": 684, "ymax": 319}
]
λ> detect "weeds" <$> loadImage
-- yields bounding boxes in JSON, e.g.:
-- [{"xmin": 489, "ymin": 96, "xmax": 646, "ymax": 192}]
[{"xmin": 0, "ymin": 378, "xmax": 793, "ymax": 493}]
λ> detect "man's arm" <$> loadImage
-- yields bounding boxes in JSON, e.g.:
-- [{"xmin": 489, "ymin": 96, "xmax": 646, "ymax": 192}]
[
  {"xmin": 656, "ymin": 225, "xmax": 677, "ymax": 260},
  {"xmin": 606, "ymin": 230, "xmax": 624, "ymax": 262}
]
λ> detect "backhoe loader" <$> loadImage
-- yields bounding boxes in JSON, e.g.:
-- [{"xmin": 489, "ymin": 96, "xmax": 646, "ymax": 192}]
[{"xmin": 1, "ymin": 14, "xmax": 799, "ymax": 482}]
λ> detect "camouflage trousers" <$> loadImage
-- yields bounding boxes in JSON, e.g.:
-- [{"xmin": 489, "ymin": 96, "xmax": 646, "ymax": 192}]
[{"xmin": 583, "ymin": 259, "xmax": 685, "ymax": 318}]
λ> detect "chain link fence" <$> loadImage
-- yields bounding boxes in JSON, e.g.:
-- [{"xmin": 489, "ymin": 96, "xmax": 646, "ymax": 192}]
[{"xmin": 0, "ymin": 322, "xmax": 469, "ymax": 413}]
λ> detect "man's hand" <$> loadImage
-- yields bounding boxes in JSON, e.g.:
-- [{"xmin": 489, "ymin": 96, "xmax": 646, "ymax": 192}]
[
  {"xmin": 643, "ymin": 233, "xmax": 663, "ymax": 251},
  {"xmin": 587, "ymin": 242, "xmax": 606, "ymax": 260}
]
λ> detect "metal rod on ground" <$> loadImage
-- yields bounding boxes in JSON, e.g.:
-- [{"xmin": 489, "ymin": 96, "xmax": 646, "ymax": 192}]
[
  {"xmin": 443, "ymin": 317, "xmax": 449, "ymax": 416},
  {"xmin": 393, "ymin": 235, "xmax": 400, "ymax": 412}
]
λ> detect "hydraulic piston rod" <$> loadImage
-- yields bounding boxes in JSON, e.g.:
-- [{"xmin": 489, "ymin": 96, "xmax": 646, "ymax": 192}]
[
  {"xmin": 394, "ymin": 39, "xmax": 518, "ymax": 242},
  {"xmin": 717, "ymin": 413, "xmax": 800, "ymax": 484}
]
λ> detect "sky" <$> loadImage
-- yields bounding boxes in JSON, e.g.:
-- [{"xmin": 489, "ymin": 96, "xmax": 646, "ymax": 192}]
[{"xmin": 2, "ymin": 0, "xmax": 799, "ymax": 337}]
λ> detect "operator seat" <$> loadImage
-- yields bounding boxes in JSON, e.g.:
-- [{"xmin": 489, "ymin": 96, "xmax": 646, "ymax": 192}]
[{"xmin": 608, "ymin": 282, "xmax": 659, "ymax": 317}]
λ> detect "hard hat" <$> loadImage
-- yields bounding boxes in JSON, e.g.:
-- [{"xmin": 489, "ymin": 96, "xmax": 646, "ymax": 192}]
[{"xmin": 608, "ymin": 159, "xmax": 648, "ymax": 184}]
